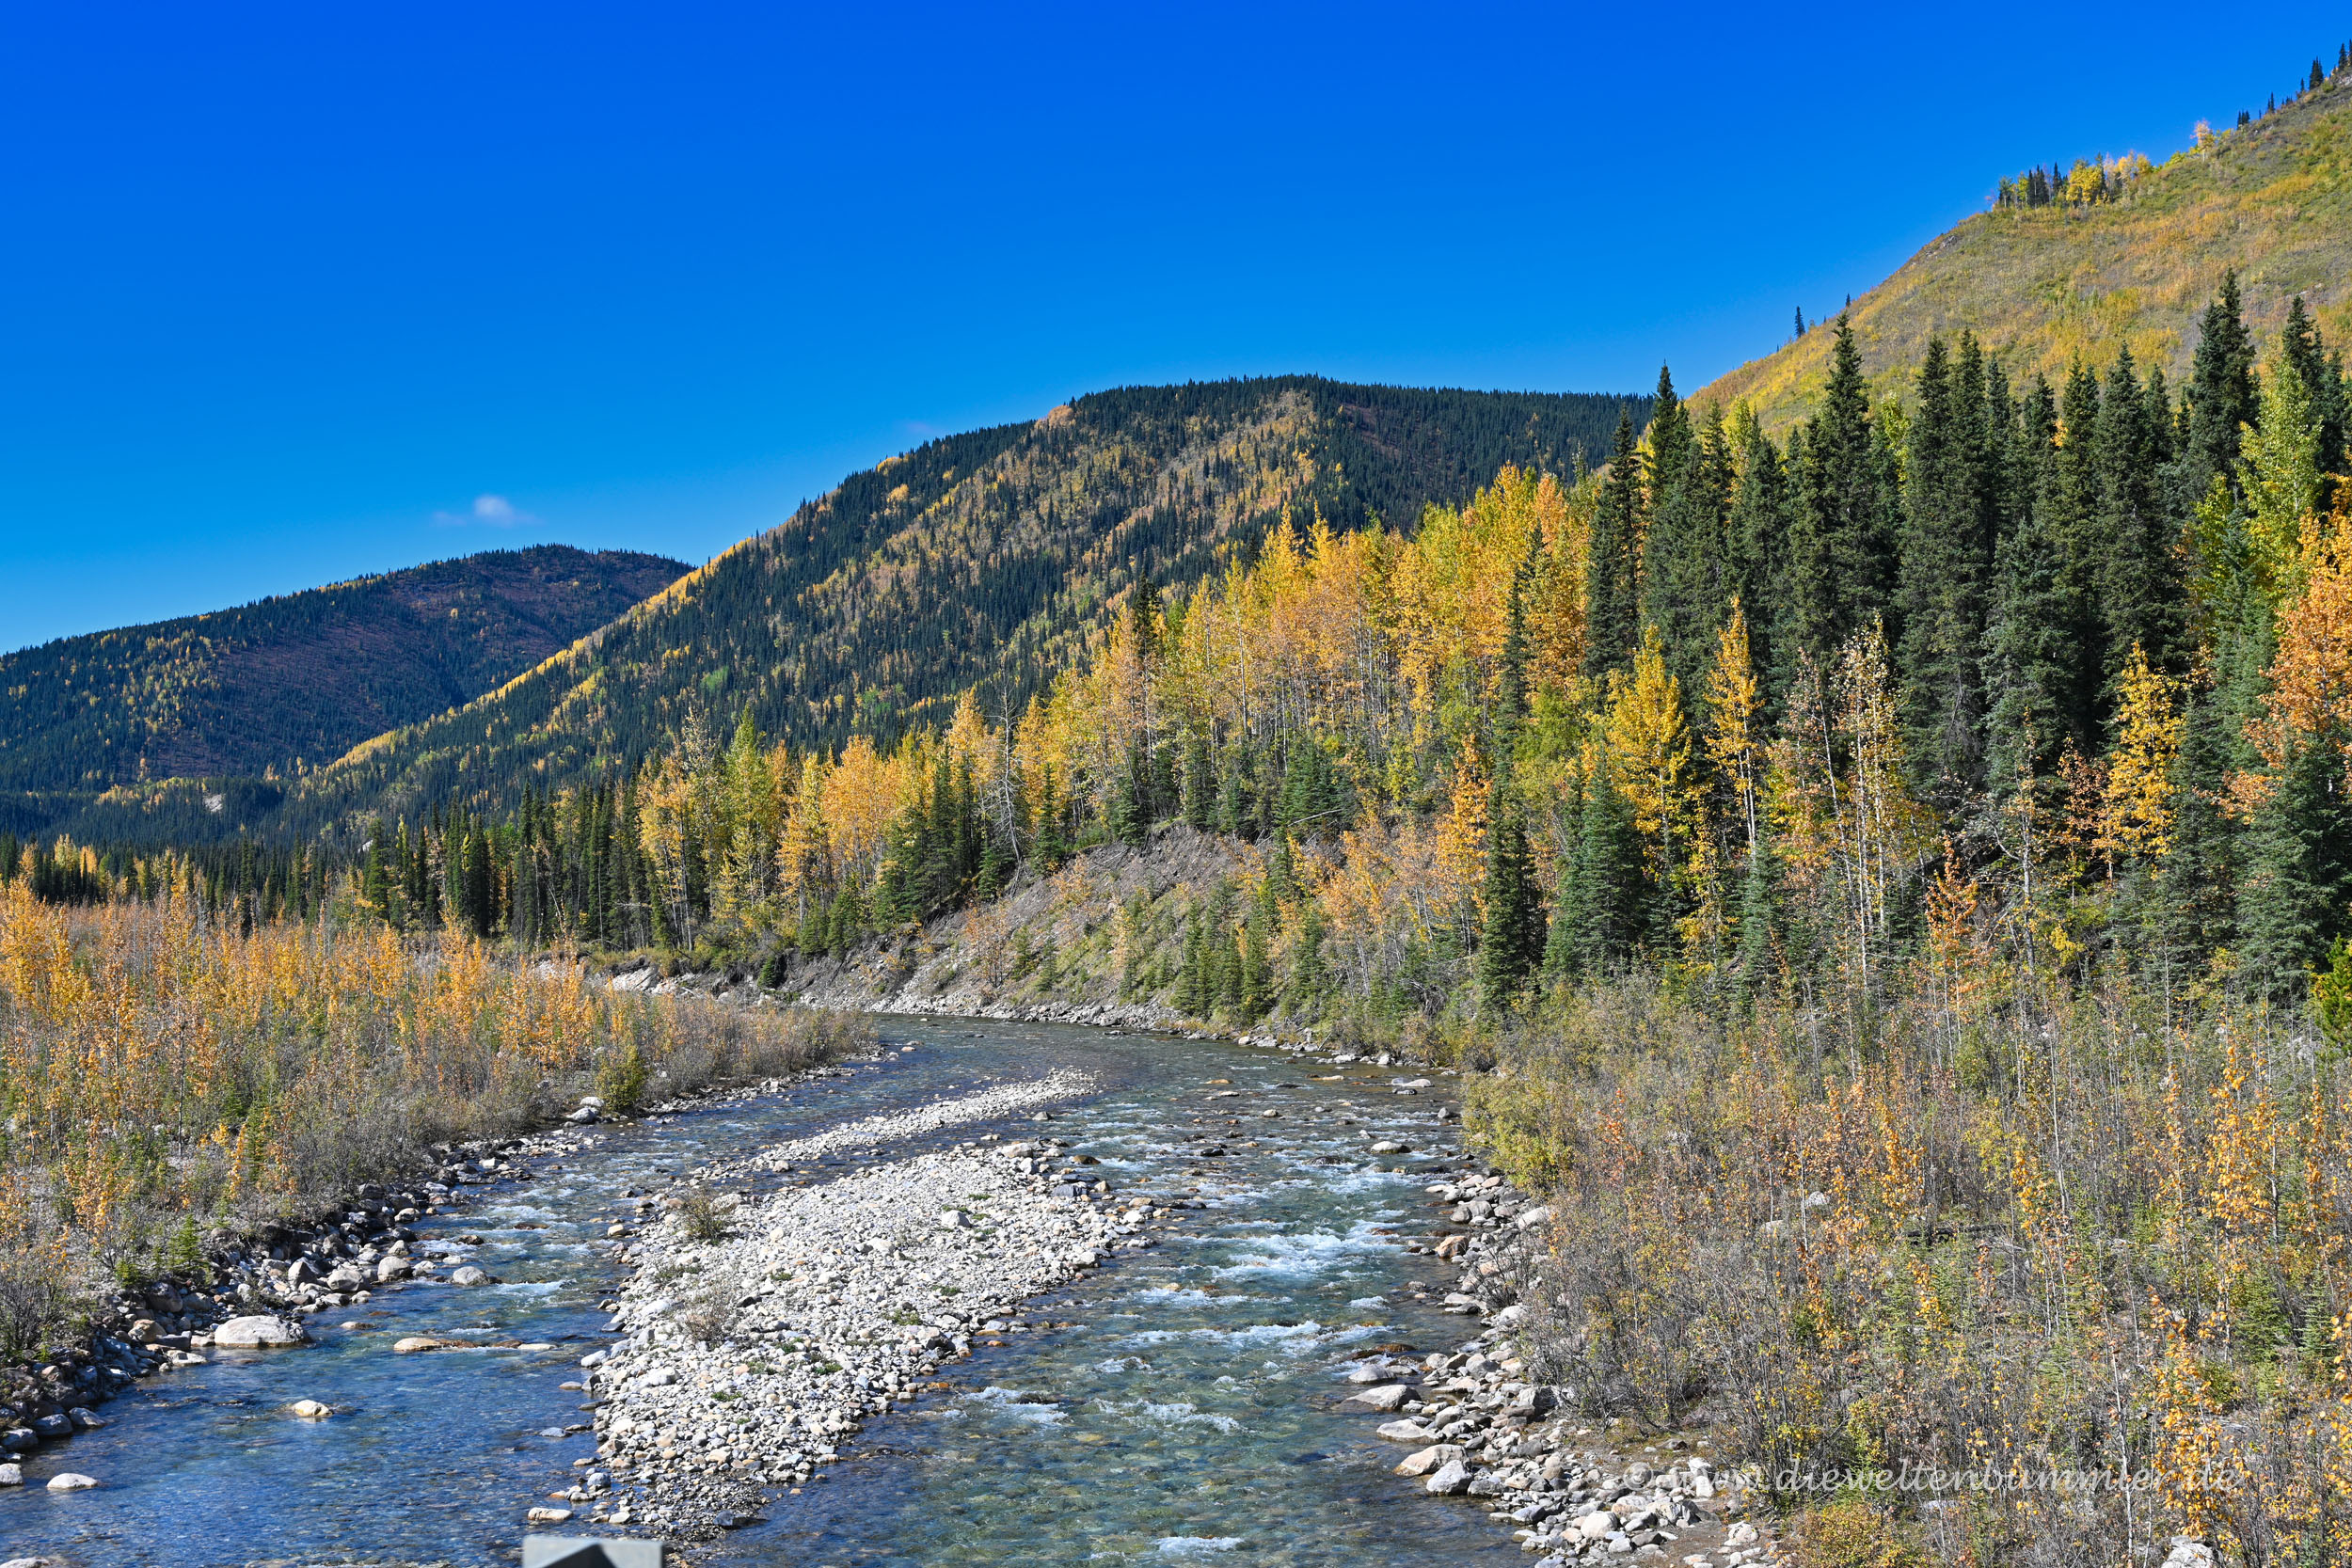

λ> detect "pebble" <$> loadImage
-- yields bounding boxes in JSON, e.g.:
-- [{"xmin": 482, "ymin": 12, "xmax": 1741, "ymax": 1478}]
[{"xmin": 45, "ymin": 1473, "xmax": 97, "ymax": 1491}]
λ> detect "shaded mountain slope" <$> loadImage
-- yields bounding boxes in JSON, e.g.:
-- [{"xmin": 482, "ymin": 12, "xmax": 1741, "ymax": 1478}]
[{"xmin": 0, "ymin": 546, "xmax": 687, "ymax": 835}]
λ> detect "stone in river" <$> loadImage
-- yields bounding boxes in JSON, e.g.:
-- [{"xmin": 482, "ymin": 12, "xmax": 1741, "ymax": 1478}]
[
  {"xmin": 375, "ymin": 1257, "xmax": 412, "ymax": 1283},
  {"xmin": 1395, "ymin": 1444, "xmax": 1463, "ymax": 1477},
  {"xmin": 1423, "ymin": 1459, "xmax": 1474, "ymax": 1495},
  {"xmin": 525, "ymin": 1506, "xmax": 572, "ymax": 1524},
  {"xmin": 213, "ymin": 1315, "xmax": 310, "ymax": 1348},
  {"xmin": 46, "ymin": 1472, "xmax": 98, "ymax": 1491},
  {"xmin": 0, "ymin": 1463, "xmax": 21, "ymax": 1485},
  {"xmin": 1375, "ymin": 1418, "xmax": 1434, "ymax": 1442},
  {"xmin": 449, "ymin": 1265, "xmax": 492, "ymax": 1287},
  {"xmin": 288, "ymin": 1400, "xmax": 333, "ymax": 1419},
  {"xmin": 1341, "ymin": 1383, "xmax": 1412, "ymax": 1411},
  {"xmin": 392, "ymin": 1336, "xmax": 450, "ymax": 1354}
]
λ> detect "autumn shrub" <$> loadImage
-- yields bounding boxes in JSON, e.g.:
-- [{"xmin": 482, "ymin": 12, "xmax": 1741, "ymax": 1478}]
[
  {"xmin": 1471, "ymin": 970, "xmax": 2352, "ymax": 1568},
  {"xmin": 0, "ymin": 881, "xmax": 864, "ymax": 1343},
  {"xmin": 679, "ymin": 1185, "xmax": 729, "ymax": 1243}
]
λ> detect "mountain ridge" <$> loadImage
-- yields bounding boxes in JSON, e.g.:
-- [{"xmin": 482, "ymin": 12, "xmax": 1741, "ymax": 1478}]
[
  {"xmin": 256, "ymin": 375, "xmax": 1645, "ymax": 842},
  {"xmin": 0, "ymin": 544, "xmax": 689, "ymax": 837},
  {"xmin": 1692, "ymin": 68, "xmax": 2352, "ymax": 426}
]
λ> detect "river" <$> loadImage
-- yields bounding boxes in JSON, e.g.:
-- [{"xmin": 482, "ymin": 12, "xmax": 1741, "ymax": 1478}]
[{"xmin": 3, "ymin": 1019, "xmax": 1520, "ymax": 1567}]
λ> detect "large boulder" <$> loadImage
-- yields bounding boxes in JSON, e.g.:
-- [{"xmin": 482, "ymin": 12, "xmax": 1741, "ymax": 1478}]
[{"xmin": 212, "ymin": 1315, "xmax": 309, "ymax": 1349}]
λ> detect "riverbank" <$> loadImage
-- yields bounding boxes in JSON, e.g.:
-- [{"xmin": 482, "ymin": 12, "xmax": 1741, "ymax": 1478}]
[{"xmin": 0, "ymin": 1012, "xmax": 866, "ymax": 1493}]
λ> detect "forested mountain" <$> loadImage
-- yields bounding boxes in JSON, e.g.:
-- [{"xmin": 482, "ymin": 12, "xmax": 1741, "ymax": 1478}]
[
  {"xmin": 0, "ymin": 546, "xmax": 686, "ymax": 837},
  {"xmin": 251, "ymin": 378, "xmax": 1641, "ymax": 841},
  {"xmin": 1697, "ymin": 55, "xmax": 2352, "ymax": 429}
]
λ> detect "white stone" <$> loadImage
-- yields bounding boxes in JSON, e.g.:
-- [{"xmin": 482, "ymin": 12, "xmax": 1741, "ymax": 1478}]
[
  {"xmin": 213, "ymin": 1314, "xmax": 308, "ymax": 1348},
  {"xmin": 46, "ymin": 1473, "xmax": 98, "ymax": 1491},
  {"xmin": 1394, "ymin": 1444, "xmax": 1462, "ymax": 1477},
  {"xmin": 1342, "ymin": 1383, "xmax": 1411, "ymax": 1411},
  {"xmin": 1423, "ymin": 1459, "xmax": 1474, "ymax": 1495}
]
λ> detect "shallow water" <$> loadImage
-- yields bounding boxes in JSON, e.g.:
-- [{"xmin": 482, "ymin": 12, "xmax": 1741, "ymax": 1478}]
[{"xmin": 3, "ymin": 1022, "xmax": 1513, "ymax": 1567}]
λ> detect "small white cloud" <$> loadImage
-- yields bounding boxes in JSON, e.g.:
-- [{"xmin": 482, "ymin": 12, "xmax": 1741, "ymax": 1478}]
[{"xmin": 432, "ymin": 493, "xmax": 540, "ymax": 528}]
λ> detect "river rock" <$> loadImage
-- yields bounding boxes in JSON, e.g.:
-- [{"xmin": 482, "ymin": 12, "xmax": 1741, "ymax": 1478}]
[
  {"xmin": 1342, "ymin": 1383, "xmax": 1412, "ymax": 1411},
  {"xmin": 214, "ymin": 1315, "xmax": 309, "ymax": 1348},
  {"xmin": 1375, "ymin": 1418, "xmax": 1433, "ymax": 1442},
  {"xmin": 448, "ymin": 1265, "xmax": 491, "ymax": 1287},
  {"xmin": 46, "ymin": 1473, "xmax": 97, "ymax": 1491},
  {"xmin": 1423, "ymin": 1459, "xmax": 1474, "ymax": 1495},
  {"xmin": 1395, "ymin": 1444, "xmax": 1463, "ymax": 1477},
  {"xmin": 392, "ymin": 1336, "xmax": 449, "ymax": 1353},
  {"xmin": 0, "ymin": 1463, "xmax": 21, "ymax": 1485},
  {"xmin": 288, "ymin": 1400, "xmax": 333, "ymax": 1418},
  {"xmin": 526, "ymin": 1506, "xmax": 573, "ymax": 1524}
]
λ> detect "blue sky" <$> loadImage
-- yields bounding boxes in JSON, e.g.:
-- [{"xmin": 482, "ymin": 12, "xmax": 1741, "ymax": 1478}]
[{"xmin": 3, "ymin": 2, "xmax": 2344, "ymax": 651}]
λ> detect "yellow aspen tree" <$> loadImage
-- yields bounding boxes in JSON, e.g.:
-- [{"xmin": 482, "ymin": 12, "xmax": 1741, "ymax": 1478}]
[
  {"xmin": 2096, "ymin": 641, "xmax": 2184, "ymax": 867},
  {"xmin": 1702, "ymin": 599, "xmax": 1763, "ymax": 867},
  {"xmin": 776, "ymin": 752, "xmax": 834, "ymax": 925},
  {"xmin": 2245, "ymin": 499, "xmax": 2352, "ymax": 804},
  {"xmin": 1603, "ymin": 628, "xmax": 1702, "ymax": 895}
]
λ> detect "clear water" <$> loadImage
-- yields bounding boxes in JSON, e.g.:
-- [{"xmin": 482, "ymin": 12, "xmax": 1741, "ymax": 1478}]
[{"xmin": 3, "ymin": 1022, "xmax": 1515, "ymax": 1567}]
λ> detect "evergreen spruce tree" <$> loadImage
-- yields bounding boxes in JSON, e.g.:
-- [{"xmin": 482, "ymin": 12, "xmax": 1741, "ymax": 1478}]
[
  {"xmin": 2236, "ymin": 736, "xmax": 2352, "ymax": 1006},
  {"xmin": 1725, "ymin": 408, "xmax": 1789, "ymax": 706},
  {"xmin": 1033, "ymin": 762, "xmax": 1068, "ymax": 869},
  {"xmin": 1896, "ymin": 335, "xmax": 1999, "ymax": 797},
  {"xmin": 1983, "ymin": 439, "xmax": 2074, "ymax": 789},
  {"xmin": 2097, "ymin": 346, "xmax": 2190, "ymax": 688},
  {"xmin": 1215, "ymin": 744, "xmax": 1251, "ymax": 837},
  {"xmin": 1175, "ymin": 906, "xmax": 1206, "ymax": 1017},
  {"xmin": 1582, "ymin": 411, "xmax": 1644, "ymax": 682},
  {"xmin": 362, "ymin": 816, "xmax": 393, "ymax": 924},
  {"xmin": 1476, "ymin": 807, "xmax": 1545, "ymax": 1006},
  {"xmin": 1642, "ymin": 381, "xmax": 1732, "ymax": 699},
  {"xmin": 1556, "ymin": 766, "xmax": 1646, "ymax": 975},
  {"xmin": 1182, "ymin": 729, "xmax": 1215, "ymax": 831},
  {"xmin": 1787, "ymin": 317, "xmax": 1897, "ymax": 665},
  {"xmin": 2185, "ymin": 270, "xmax": 2261, "ymax": 499},
  {"xmin": 1289, "ymin": 900, "xmax": 1330, "ymax": 1015},
  {"xmin": 2283, "ymin": 294, "xmax": 2347, "ymax": 505}
]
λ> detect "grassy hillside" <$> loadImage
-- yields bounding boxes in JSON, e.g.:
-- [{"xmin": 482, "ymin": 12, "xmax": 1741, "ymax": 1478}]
[
  {"xmin": 1695, "ymin": 68, "xmax": 2352, "ymax": 426},
  {"xmin": 264, "ymin": 377, "xmax": 1643, "ymax": 840},
  {"xmin": 0, "ymin": 546, "xmax": 686, "ymax": 837}
]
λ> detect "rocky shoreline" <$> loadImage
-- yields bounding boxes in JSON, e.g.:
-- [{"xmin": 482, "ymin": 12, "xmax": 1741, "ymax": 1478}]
[
  {"xmin": 0, "ymin": 1053, "xmax": 861, "ymax": 1499},
  {"xmin": 1347, "ymin": 1168, "xmax": 1787, "ymax": 1568}
]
